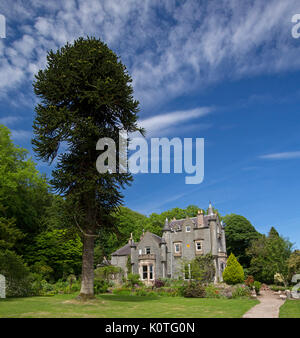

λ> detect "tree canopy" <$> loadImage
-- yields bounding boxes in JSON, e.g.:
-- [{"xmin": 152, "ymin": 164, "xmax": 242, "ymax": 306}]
[{"xmin": 223, "ymin": 214, "xmax": 261, "ymax": 268}]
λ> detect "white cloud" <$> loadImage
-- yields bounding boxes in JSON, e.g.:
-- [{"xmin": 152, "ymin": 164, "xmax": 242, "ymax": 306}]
[
  {"xmin": 0, "ymin": 115, "xmax": 21, "ymax": 126},
  {"xmin": 139, "ymin": 107, "xmax": 212, "ymax": 137},
  {"xmin": 260, "ymin": 151, "xmax": 300, "ymax": 160},
  {"xmin": 0, "ymin": 0, "xmax": 300, "ymax": 109},
  {"xmin": 10, "ymin": 129, "xmax": 32, "ymax": 141}
]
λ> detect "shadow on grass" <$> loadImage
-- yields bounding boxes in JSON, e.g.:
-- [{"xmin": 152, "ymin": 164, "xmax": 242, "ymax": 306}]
[{"xmin": 99, "ymin": 295, "xmax": 160, "ymax": 302}]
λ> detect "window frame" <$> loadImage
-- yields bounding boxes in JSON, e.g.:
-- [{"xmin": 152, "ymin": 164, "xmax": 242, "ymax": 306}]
[
  {"xmin": 174, "ymin": 242, "xmax": 181, "ymax": 254},
  {"xmin": 195, "ymin": 240, "xmax": 203, "ymax": 252}
]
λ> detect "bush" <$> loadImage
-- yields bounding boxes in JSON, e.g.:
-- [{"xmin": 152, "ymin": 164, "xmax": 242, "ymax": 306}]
[
  {"xmin": 0, "ymin": 250, "xmax": 33, "ymax": 297},
  {"xmin": 126, "ymin": 273, "xmax": 142, "ymax": 288},
  {"xmin": 94, "ymin": 279, "xmax": 109, "ymax": 294},
  {"xmin": 223, "ymin": 253, "xmax": 244, "ymax": 285},
  {"xmin": 154, "ymin": 279, "xmax": 165, "ymax": 288},
  {"xmin": 253, "ymin": 281, "xmax": 262, "ymax": 295},
  {"xmin": 182, "ymin": 281, "xmax": 205, "ymax": 298},
  {"xmin": 205, "ymin": 284, "xmax": 222, "ymax": 298},
  {"xmin": 245, "ymin": 275, "xmax": 255, "ymax": 288},
  {"xmin": 232, "ymin": 285, "xmax": 251, "ymax": 298},
  {"xmin": 94, "ymin": 266, "xmax": 124, "ymax": 282},
  {"xmin": 270, "ymin": 285, "xmax": 288, "ymax": 292}
]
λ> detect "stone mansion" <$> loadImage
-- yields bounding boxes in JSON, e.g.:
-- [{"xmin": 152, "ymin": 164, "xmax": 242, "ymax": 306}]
[{"xmin": 111, "ymin": 202, "xmax": 227, "ymax": 284}]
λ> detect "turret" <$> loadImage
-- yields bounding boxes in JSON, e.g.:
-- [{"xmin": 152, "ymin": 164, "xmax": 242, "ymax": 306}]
[
  {"xmin": 208, "ymin": 201, "xmax": 214, "ymax": 215},
  {"xmin": 162, "ymin": 218, "xmax": 170, "ymax": 232},
  {"xmin": 208, "ymin": 202, "xmax": 218, "ymax": 256}
]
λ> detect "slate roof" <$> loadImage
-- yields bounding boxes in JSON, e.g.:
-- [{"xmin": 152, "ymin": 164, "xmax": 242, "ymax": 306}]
[
  {"xmin": 111, "ymin": 243, "xmax": 131, "ymax": 256},
  {"xmin": 111, "ymin": 232, "xmax": 164, "ymax": 256},
  {"xmin": 167, "ymin": 215, "xmax": 214, "ymax": 231}
]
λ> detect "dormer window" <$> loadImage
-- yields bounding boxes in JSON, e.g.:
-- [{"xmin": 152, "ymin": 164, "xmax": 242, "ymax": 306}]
[
  {"xmin": 186, "ymin": 226, "xmax": 191, "ymax": 232},
  {"xmin": 145, "ymin": 247, "xmax": 151, "ymax": 254}
]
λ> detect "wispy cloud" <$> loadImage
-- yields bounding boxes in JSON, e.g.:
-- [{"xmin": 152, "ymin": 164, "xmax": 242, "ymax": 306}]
[
  {"xmin": 10, "ymin": 129, "xmax": 32, "ymax": 141},
  {"xmin": 139, "ymin": 107, "xmax": 212, "ymax": 137},
  {"xmin": 260, "ymin": 151, "xmax": 300, "ymax": 160},
  {"xmin": 0, "ymin": 115, "xmax": 21, "ymax": 126},
  {"xmin": 0, "ymin": 1, "xmax": 300, "ymax": 108}
]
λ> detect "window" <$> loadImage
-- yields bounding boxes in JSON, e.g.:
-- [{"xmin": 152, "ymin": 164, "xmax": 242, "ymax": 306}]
[
  {"xmin": 174, "ymin": 242, "xmax": 181, "ymax": 254},
  {"xmin": 139, "ymin": 249, "xmax": 142, "ymax": 255},
  {"xmin": 145, "ymin": 247, "xmax": 151, "ymax": 254},
  {"xmin": 142, "ymin": 266, "xmax": 148, "ymax": 280},
  {"xmin": 186, "ymin": 226, "xmax": 191, "ymax": 232},
  {"xmin": 195, "ymin": 241, "xmax": 202, "ymax": 251},
  {"xmin": 149, "ymin": 264, "xmax": 153, "ymax": 280},
  {"xmin": 141, "ymin": 265, "xmax": 154, "ymax": 280}
]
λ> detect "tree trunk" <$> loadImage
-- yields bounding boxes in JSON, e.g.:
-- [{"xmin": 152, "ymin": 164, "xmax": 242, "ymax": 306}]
[{"xmin": 79, "ymin": 235, "xmax": 95, "ymax": 299}]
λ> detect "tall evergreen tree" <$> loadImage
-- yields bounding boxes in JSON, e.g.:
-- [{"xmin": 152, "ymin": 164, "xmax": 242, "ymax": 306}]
[{"xmin": 32, "ymin": 37, "xmax": 141, "ymax": 298}]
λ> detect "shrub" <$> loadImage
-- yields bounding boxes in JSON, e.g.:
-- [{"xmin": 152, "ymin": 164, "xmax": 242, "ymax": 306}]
[
  {"xmin": 232, "ymin": 285, "xmax": 251, "ymax": 298},
  {"xmin": 126, "ymin": 273, "xmax": 142, "ymax": 288},
  {"xmin": 94, "ymin": 279, "xmax": 109, "ymax": 294},
  {"xmin": 182, "ymin": 281, "xmax": 205, "ymax": 298},
  {"xmin": 253, "ymin": 281, "xmax": 262, "ymax": 295},
  {"xmin": 0, "ymin": 250, "xmax": 34, "ymax": 297},
  {"xmin": 154, "ymin": 279, "xmax": 165, "ymax": 288},
  {"xmin": 134, "ymin": 289, "xmax": 148, "ymax": 296},
  {"xmin": 205, "ymin": 284, "xmax": 222, "ymax": 298},
  {"xmin": 245, "ymin": 275, "xmax": 255, "ymax": 288},
  {"xmin": 223, "ymin": 253, "xmax": 244, "ymax": 285},
  {"xmin": 270, "ymin": 285, "xmax": 287, "ymax": 292},
  {"xmin": 94, "ymin": 266, "xmax": 124, "ymax": 282}
]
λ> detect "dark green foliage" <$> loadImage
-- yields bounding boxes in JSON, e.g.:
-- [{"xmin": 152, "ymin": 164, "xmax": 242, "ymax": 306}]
[
  {"xmin": 94, "ymin": 279, "xmax": 109, "ymax": 294},
  {"xmin": 247, "ymin": 227, "xmax": 292, "ymax": 284},
  {"xmin": 223, "ymin": 214, "xmax": 261, "ymax": 268},
  {"xmin": 192, "ymin": 254, "xmax": 216, "ymax": 283},
  {"xmin": 0, "ymin": 205, "xmax": 24, "ymax": 250},
  {"xmin": 26, "ymin": 229, "xmax": 82, "ymax": 280},
  {"xmin": 288, "ymin": 250, "xmax": 300, "ymax": 282},
  {"xmin": 182, "ymin": 281, "xmax": 206, "ymax": 298},
  {"xmin": 32, "ymin": 36, "xmax": 143, "ymax": 296},
  {"xmin": 223, "ymin": 253, "xmax": 245, "ymax": 285},
  {"xmin": 0, "ymin": 250, "xmax": 32, "ymax": 297}
]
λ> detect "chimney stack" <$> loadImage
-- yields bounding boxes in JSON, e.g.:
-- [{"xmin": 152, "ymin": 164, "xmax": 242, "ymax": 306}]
[{"xmin": 197, "ymin": 209, "xmax": 204, "ymax": 227}]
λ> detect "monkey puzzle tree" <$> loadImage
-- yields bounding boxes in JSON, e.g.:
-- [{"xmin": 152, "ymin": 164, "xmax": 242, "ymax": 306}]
[{"xmin": 32, "ymin": 37, "xmax": 141, "ymax": 299}]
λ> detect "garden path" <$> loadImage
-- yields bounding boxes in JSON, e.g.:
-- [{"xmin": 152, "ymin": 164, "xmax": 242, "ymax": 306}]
[{"xmin": 243, "ymin": 290, "xmax": 286, "ymax": 318}]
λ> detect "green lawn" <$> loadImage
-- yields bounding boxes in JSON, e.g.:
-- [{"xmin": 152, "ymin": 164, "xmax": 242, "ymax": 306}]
[
  {"xmin": 279, "ymin": 300, "xmax": 300, "ymax": 318},
  {"xmin": 0, "ymin": 294, "xmax": 258, "ymax": 318}
]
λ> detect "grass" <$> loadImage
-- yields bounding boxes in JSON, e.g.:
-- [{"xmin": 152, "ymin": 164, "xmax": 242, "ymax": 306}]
[
  {"xmin": 279, "ymin": 300, "xmax": 300, "ymax": 318},
  {"xmin": 0, "ymin": 294, "xmax": 259, "ymax": 318}
]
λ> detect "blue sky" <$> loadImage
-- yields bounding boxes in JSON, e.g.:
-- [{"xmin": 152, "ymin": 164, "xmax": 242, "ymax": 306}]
[{"xmin": 0, "ymin": 0, "xmax": 300, "ymax": 249}]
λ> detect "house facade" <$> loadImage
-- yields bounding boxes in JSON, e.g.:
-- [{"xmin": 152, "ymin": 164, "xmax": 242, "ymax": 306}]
[{"xmin": 110, "ymin": 202, "xmax": 227, "ymax": 284}]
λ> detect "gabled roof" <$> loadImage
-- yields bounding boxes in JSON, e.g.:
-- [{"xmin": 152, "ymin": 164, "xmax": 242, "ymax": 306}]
[{"xmin": 111, "ymin": 243, "xmax": 131, "ymax": 256}]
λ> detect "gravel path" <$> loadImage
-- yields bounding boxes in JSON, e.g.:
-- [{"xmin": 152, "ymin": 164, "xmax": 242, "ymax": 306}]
[{"xmin": 243, "ymin": 290, "xmax": 286, "ymax": 318}]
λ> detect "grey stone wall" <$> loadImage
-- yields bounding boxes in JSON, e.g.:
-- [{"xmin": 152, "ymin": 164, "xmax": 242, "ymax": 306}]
[{"xmin": 0, "ymin": 274, "xmax": 5, "ymax": 298}]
